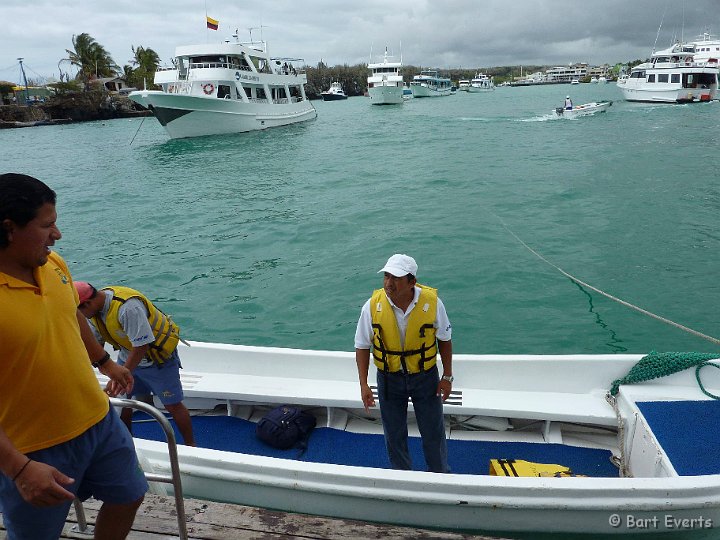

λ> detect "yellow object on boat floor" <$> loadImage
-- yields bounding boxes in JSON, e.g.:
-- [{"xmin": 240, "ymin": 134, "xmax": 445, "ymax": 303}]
[{"xmin": 489, "ymin": 458, "xmax": 587, "ymax": 477}]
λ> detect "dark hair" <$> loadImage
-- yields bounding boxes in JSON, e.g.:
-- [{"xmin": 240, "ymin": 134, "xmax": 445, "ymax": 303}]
[{"xmin": 0, "ymin": 173, "xmax": 56, "ymax": 248}]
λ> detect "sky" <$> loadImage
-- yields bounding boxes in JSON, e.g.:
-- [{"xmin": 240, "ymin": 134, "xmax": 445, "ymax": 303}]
[{"xmin": 2, "ymin": 0, "xmax": 719, "ymax": 84}]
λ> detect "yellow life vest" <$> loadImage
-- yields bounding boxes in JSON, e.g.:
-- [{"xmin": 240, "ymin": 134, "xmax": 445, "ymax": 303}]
[
  {"xmin": 92, "ymin": 286, "xmax": 180, "ymax": 364},
  {"xmin": 370, "ymin": 284, "xmax": 438, "ymax": 373}
]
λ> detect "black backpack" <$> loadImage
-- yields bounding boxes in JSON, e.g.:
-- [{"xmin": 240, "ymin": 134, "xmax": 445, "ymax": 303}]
[{"xmin": 255, "ymin": 405, "xmax": 317, "ymax": 452}]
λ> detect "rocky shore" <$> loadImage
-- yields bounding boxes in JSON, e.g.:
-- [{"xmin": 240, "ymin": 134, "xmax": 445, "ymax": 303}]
[{"xmin": 0, "ymin": 90, "xmax": 152, "ymax": 129}]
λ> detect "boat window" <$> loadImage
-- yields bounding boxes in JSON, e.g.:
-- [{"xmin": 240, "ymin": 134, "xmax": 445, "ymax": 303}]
[
  {"xmin": 244, "ymin": 87, "xmax": 252, "ymax": 98},
  {"xmin": 657, "ymin": 74, "xmax": 668, "ymax": 83},
  {"xmin": 647, "ymin": 74, "xmax": 655, "ymax": 83},
  {"xmin": 217, "ymin": 85, "xmax": 232, "ymax": 99},
  {"xmin": 256, "ymin": 87, "xmax": 267, "ymax": 100},
  {"xmin": 671, "ymin": 74, "xmax": 680, "ymax": 84}
]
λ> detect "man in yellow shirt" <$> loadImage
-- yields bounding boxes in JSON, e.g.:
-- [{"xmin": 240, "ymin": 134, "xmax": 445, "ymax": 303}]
[{"xmin": 0, "ymin": 173, "xmax": 147, "ymax": 539}]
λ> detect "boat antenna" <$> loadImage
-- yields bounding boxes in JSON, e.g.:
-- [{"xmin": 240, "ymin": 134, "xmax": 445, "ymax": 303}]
[{"xmin": 651, "ymin": 4, "xmax": 669, "ymax": 53}]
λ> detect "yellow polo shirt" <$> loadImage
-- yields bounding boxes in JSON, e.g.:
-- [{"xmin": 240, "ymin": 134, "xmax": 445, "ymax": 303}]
[{"xmin": 0, "ymin": 251, "xmax": 108, "ymax": 453}]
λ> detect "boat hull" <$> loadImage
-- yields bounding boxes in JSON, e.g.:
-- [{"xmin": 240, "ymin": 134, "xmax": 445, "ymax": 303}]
[
  {"xmin": 410, "ymin": 85, "xmax": 452, "ymax": 98},
  {"xmin": 320, "ymin": 94, "xmax": 347, "ymax": 101},
  {"xmin": 368, "ymin": 85, "xmax": 403, "ymax": 105},
  {"xmin": 114, "ymin": 341, "xmax": 720, "ymax": 536},
  {"xmin": 129, "ymin": 91, "xmax": 317, "ymax": 139}
]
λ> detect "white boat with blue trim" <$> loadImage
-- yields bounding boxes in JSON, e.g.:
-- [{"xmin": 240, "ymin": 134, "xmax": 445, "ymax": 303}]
[
  {"xmin": 129, "ymin": 35, "xmax": 316, "ymax": 139},
  {"xmin": 104, "ymin": 341, "xmax": 720, "ymax": 537},
  {"xmin": 410, "ymin": 70, "xmax": 452, "ymax": 98},
  {"xmin": 554, "ymin": 100, "xmax": 613, "ymax": 118}
]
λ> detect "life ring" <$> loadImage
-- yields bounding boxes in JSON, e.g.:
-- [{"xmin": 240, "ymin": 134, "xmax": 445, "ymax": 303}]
[{"xmin": 202, "ymin": 83, "xmax": 215, "ymax": 95}]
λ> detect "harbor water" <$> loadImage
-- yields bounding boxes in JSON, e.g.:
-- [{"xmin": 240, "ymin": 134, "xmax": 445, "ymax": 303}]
[{"xmin": 1, "ymin": 83, "xmax": 719, "ymax": 356}]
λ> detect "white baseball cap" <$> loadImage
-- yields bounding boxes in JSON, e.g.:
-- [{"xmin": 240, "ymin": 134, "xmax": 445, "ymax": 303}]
[{"xmin": 378, "ymin": 254, "xmax": 418, "ymax": 277}]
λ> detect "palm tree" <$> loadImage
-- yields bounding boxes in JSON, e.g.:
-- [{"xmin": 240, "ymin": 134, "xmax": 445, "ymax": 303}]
[
  {"xmin": 65, "ymin": 33, "xmax": 119, "ymax": 82},
  {"xmin": 124, "ymin": 46, "xmax": 161, "ymax": 89}
]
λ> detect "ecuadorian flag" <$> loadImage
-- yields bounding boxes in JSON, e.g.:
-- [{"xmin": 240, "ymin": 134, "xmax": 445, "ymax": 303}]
[{"xmin": 206, "ymin": 16, "xmax": 219, "ymax": 30}]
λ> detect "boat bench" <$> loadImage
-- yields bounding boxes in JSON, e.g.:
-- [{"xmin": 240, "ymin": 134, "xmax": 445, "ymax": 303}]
[{"xmin": 99, "ymin": 371, "xmax": 617, "ymax": 427}]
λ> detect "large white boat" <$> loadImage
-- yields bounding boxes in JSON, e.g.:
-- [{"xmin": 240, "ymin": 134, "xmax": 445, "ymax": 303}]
[
  {"xmin": 458, "ymin": 79, "xmax": 471, "ymax": 91},
  {"xmin": 688, "ymin": 31, "xmax": 720, "ymax": 64},
  {"xmin": 367, "ymin": 48, "xmax": 403, "ymax": 105},
  {"xmin": 103, "ymin": 341, "xmax": 720, "ymax": 537},
  {"xmin": 468, "ymin": 72, "xmax": 495, "ymax": 92},
  {"xmin": 128, "ymin": 36, "xmax": 316, "ymax": 139},
  {"xmin": 617, "ymin": 41, "xmax": 719, "ymax": 103},
  {"xmin": 410, "ymin": 70, "xmax": 452, "ymax": 97}
]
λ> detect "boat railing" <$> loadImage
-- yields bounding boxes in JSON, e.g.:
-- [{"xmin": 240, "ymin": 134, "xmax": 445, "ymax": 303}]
[
  {"xmin": 166, "ymin": 81, "xmax": 192, "ymax": 94},
  {"xmin": 273, "ymin": 97, "xmax": 290, "ymax": 104},
  {"xmin": 71, "ymin": 398, "xmax": 188, "ymax": 540},
  {"xmin": 248, "ymin": 97, "xmax": 270, "ymax": 104},
  {"xmin": 190, "ymin": 61, "xmax": 244, "ymax": 70}
]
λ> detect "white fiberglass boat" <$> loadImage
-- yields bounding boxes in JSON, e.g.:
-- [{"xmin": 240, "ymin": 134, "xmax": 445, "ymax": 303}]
[
  {"xmin": 410, "ymin": 70, "xmax": 452, "ymax": 97},
  {"xmin": 468, "ymin": 72, "xmax": 495, "ymax": 92},
  {"xmin": 554, "ymin": 100, "xmax": 613, "ymax": 118},
  {"xmin": 367, "ymin": 48, "xmax": 403, "ymax": 105},
  {"xmin": 617, "ymin": 41, "xmax": 718, "ymax": 103},
  {"xmin": 458, "ymin": 79, "xmax": 470, "ymax": 91},
  {"xmin": 320, "ymin": 81, "xmax": 348, "ymax": 101},
  {"xmin": 128, "ymin": 36, "xmax": 316, "ymax": 139},
  {"xmin": 104, "ymin": 341, "xmax": 720, "ymax": 537}
]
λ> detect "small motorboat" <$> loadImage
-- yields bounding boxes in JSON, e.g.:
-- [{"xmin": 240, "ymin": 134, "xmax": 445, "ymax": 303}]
[
  {"xmin": 554, "ymin": 100, "xmax": 613, "ymax": 118},
  {"xmin": 320, "ymin": 82, "xmax": 348, "ymax": 101}
]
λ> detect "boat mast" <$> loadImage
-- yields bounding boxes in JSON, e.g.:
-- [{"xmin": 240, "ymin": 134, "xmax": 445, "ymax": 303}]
[{"xmin": 17, "ymin": 58, "xmax": 29, "ymax": 105}]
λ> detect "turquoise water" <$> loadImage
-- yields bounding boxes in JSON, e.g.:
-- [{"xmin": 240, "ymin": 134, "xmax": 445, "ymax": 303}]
[{"xmin": 2, "ymin": 84, "xmax": 719, "ymax": 355}]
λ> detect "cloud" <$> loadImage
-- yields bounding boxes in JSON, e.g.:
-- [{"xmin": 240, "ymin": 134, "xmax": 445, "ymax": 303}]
[{"xmin": 2, "ymin": 0, "xmax": 719, "ymax": 82}]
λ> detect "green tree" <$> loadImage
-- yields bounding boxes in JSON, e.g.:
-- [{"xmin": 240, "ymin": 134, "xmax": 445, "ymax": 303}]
[
  {"xmin": 123, "ymin": 45, "xmax": 161, "ymax": 90},
  {"xmin": 65, "ymin": 33, "xmax": 119, "ymax": 82}
]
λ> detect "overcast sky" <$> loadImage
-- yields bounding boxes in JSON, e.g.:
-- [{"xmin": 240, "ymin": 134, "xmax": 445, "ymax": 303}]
[{"xmin": 2, "ymin": 0, "xmax": 719, "ymax": 83}]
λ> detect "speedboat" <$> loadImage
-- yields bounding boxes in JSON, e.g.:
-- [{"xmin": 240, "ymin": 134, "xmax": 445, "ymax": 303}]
[
  {"xmin": 367, "ymin": 48, "xmax": 403, "ymax": 105},
  {"xmin": 617, "ymin": 41, "xmax": 718, "ymax": 103},
  {"xmin": 468, "ymin": 72, "xmax": 495, "ymax": 92},
  {"xmin": 320, "ymin": 81, "xmax": 348, "ymax": 101},
  {"xmin": 458, "ymin": 79, "xmax": 470, "ymax": 91},
  {"xmin": 128, "ymin": 35, "xmax": 316, "ymax": 139},
  {"xmin": 410, "ymin": 70, "xmax": 452, "ymax": 97},
  {"xmin": 104, "ymin": 341, "xmax": 720, "ymax": 537},
  {"xmin": 554, "ymin": 100, "xmax": 613, "ymax": 118}
]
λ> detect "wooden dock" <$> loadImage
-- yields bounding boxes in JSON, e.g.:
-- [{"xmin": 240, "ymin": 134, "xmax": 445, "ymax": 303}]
[{"xmin": 0, "ymin": 493, "xmax": 507, "ymax": 539}]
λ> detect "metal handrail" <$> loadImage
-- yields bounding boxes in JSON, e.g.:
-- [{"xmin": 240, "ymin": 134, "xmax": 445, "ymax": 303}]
[{"xmin": 72, "ymin": 398, "xmax": 188, "ymax": 539}]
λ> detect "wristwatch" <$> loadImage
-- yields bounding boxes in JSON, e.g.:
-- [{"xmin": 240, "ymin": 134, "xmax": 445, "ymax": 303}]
[
  {"xmin": 92, "ymin": 351, "xmax": 111, "ymax": 369},
  {"xmin": 441, "ymin": 374, "xmax": 454, "ymax": 383}
]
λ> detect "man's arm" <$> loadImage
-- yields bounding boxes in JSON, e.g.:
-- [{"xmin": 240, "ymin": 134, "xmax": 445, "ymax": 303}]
[
  {"xmin": 355, "ymin": 348, "xmax": 375, "ymax": 411},
  {"xmin": 0, "ymin": 426, "xmax": 74, "ymax": 506},
  {"xmin": 436, "ymin": 339, "xmax": 453, "ymax": 401},
  {"xmin": 76, "ymin": 310, "xmax": 133, "ymax": 396}
]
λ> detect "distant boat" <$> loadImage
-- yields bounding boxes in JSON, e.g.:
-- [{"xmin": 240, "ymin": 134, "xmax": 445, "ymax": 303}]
[
  {"xmin": 410, "ymin": 70, "xmax": 452, "ymax": 98},
  {"xmin": 402, "ymin": 83, "xmax": 413, "ymax": 99},
  {"xmin": 458, "ymin": 79, "xmax": 471, "ymax": 91},
  {"xmin": 367, "ymin": 48, "xmax": 403, "ymax": 105},
  {"xmin": 554, "ymin": 100, "xmax": 613, "ymax": 118},
  {"xmin": 128, "ymin": 35, "xmax": 316, "ymax": 139},
  {"xmin": 598, "ymin": 76, "xmax": 608, "ymax": 84},
  {"xmin": 321, "ymin": 81, "xmax": 348, "ymax": 101},
  {"xmin": 570, "ymin": 79, "xmax": 580, "ymax": 85},
  {"xmin": 617, "ymin": 41, "xmax": 718, "ymax": 103},
  {"xmin": 468, "ymin": 72, "xmax": 495, "ymax": 92}
]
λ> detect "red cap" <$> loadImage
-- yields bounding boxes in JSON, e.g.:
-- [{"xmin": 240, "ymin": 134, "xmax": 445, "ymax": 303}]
[{"xmin": 74, "ymin": 281, "xmax": 95, "ymax": 303}]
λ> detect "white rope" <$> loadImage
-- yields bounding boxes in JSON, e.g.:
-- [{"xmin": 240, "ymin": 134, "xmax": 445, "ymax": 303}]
[{"xmin": 494, "ymin": 215, "xmax": 720, "ymax": 346}]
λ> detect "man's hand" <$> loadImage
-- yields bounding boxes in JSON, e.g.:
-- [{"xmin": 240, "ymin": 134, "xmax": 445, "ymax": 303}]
[
  {"xmin": 360, "ymin": 383, "xmax": 376, "ymax": 412},
  {"xmin": 14, "ymin": 460, "xmax": 75, "ymax": 507},
  {"xmin": 100, "ymin": 361, "xmax": 134, "ymax": 396}
]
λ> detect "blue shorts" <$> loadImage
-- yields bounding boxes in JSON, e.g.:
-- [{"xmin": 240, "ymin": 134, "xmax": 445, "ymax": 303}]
[
  {"xmin": 0, "ymin": 406, "xmax": 148, "ymax": 540},
  {"xmin": 121, "ymin": 349, "xmax": 185, "ymax": 406}
]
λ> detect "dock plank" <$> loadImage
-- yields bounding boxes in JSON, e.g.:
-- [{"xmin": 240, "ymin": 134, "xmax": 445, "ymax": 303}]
[{"xmin": 1, "ymin": 493, "xmax": 506, "ymax": 540}]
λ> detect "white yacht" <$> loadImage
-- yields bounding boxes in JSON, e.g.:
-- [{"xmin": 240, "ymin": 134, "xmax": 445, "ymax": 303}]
[
  {"xmin": 410, "ymin": 70, "xmax": 452, "ymax": 97},
  {"xmin": 617, "ymin": 41, "xmax": 719, "ymax": 103},
  {"xmin": 367, "ymin": 48, "xmax": 403, "ymax": 105},
  {"xmin": 458, "ymin": 79, "xmax": 471, "ymax": 91},
  {"xmin": 320, "ymin": 81, "xmax": 348, "ymax": 101},
  {"xmin": 129, "ymin": 35, "xmax": 316, "ymax": 139},
  {"xmin": 468, "ymin": 72, "xmax": 495, "ymax": 92},
  {"xmin": 688, "ymin": 31, "xmax": 720, "ymax": 64}
]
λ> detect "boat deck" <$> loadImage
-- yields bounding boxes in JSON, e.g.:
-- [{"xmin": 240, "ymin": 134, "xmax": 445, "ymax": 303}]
[{"xmin": 0, "ymin": 493, "xmax": 505, "ymax": 539}]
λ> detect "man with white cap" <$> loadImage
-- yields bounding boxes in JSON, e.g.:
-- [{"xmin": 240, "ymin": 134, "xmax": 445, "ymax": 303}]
[
  {"xmin": 354, "ymin": 254, "xmax": 453, "ymax": 473},
  {"xmin": 564, "ymin": 95, "xmax": 573, "ymax": 110}
]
